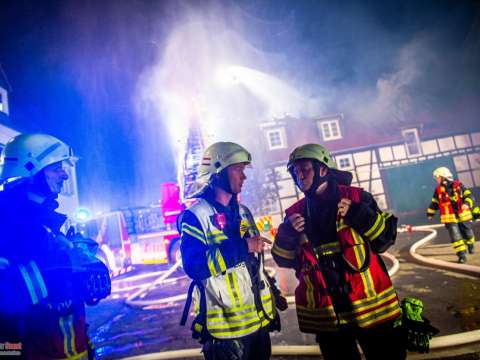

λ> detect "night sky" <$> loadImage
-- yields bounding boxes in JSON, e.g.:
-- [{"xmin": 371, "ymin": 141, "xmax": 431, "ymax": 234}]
[{"xmin": 0, "ymin": 0, "xmax": 479, "ymax": 212}]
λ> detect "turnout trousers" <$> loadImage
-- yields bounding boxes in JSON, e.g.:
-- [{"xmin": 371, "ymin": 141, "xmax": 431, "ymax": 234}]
[
  {"xmin": 445, "ymin": 221, "xmax": 475, "ymax": 256},
  {"xmin": 316, "ymin": 320, "xmax": 406, "ymax": 360}
]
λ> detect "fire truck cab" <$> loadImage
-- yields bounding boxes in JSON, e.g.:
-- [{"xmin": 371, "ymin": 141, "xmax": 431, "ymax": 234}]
[
  {"xmin": 77, "ymin": 182, "xmax": 185, "ymax": 276},
  {"xmin": 76, "ymin": 182, "xmax": 185, "ymax": 276},
  {"xmin": 78, "ymin": 207, "xmax": 180, "ymax": 276}
]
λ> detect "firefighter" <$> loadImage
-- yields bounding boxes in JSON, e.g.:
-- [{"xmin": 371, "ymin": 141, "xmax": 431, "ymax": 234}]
[
  {"xmin": 0, "ymin": 133, "xmax": 110, "ymax": 359},
  {"xmin": 272, "ymin": 143, "xmax": 406, "ymax": 360},
  {"xmin": 427, "ymin": 166, "xmax": 479, "ymax": 263},
  {"xmin": 179, "ymin": 142, "xmax": 279, "ymax": 360}
]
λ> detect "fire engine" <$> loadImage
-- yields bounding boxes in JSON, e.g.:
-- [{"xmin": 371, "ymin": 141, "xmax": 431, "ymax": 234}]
[{"xmin": 76, "ymin": 182, "xmax": 187, "ymax": 276}]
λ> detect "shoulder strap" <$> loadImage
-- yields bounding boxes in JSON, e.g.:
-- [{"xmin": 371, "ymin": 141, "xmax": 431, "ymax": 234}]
[{"xmin": 180, "ymin": 279, "xmax": 206, "ymax": 326}]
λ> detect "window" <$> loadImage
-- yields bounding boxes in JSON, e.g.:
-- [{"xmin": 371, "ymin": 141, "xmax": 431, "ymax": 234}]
[
  {"xmin": 402, "ymin": 128, "xmax": 421, "ymax": 157},
  {"xmin": 335, "ymin": 154, "xmax": 353, "ymax": 170},
  {"xmin": 318, "ymin": 119, "xmax": 342, "ymax": 141},
  {"xmin": 0, "ymin": 87, "xmax": 8, "ymax": 115},
  {"xmin": 266, "ymin": 128, "xmax": 287, "ymax": 150}
]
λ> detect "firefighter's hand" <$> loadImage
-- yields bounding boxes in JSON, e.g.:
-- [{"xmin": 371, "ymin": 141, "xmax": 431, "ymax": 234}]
[
  {"xmin": 427, "ymin": 216, "xmax": 433, "ymax": 221},
  {"xmin": 337, "ymin": 198, "xmax": 352, "ymax": 217},
  {"xmin": 247, "ymin": 235, "xmax": 272, "ymax": 253},
  {"xmin": 287, "ymin": 213, "xmax": 305, "ymax": 233}
]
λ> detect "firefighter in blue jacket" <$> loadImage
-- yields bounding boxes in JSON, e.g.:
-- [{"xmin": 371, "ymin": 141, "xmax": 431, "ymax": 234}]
[
  {"xmin": 0, "ymin": 133, "xmax": 110, "ymax": 359},
  {"xmin": 179, "ymin": 142, "xmax": 277, "ymax": 360}
]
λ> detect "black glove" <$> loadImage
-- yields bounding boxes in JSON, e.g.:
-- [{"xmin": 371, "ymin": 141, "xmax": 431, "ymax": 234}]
[
  {"xmin": 398, "ymin": 297, "xmax": 439, "ymax": 353},
  {"xmin": 66, "ymin": 229, "xmax": 111, "ymax": 305},
  {"xmin": 74, "ymin": 261, "xmax": 111, "ymax": 305},
  {"xmin": 402, "ymin": 317, "xmax": 439, "ymax": 353},
  {"xmin": 202, "ymin": 338, "xmax": 244, "ymax": 360}
]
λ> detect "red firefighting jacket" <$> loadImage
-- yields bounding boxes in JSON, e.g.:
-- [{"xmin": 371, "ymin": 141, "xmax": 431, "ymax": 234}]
[
  {"xmin": 272, "ymin": 185, "xmax": 401, "ymax": 333},
  {"xmin": 427, "ymin": 180, "xmax": 474, "ymax": 223}
]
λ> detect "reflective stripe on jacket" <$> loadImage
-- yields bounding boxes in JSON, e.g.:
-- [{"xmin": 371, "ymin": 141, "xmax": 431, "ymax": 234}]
[
  {"xmin": 428, "ymin": 180, "xmax": 473, "ymax": 223},
  {"xmin": 187, "ymin": 199, "xmax": 275, "ymax": 339},
  {"xmin": 275, "ymin": 185, "xmax": 401, "ymax": 333}
]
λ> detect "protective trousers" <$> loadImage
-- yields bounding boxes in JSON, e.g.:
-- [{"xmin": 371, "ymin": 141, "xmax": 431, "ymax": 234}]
[
  {"xmin": 240, "ymin": 329, "xmax": 271, "ymax": 360},
  {"xmin": 445, "ymin": 221, "xmax": 475, "ymax": 256},
  {"xmin": 202, "ymin": 329, "xmax": 271, "ymax": 360},
  {"xmin": 316, "ymin": 320, "xmax": 406, "ymax": 360}
]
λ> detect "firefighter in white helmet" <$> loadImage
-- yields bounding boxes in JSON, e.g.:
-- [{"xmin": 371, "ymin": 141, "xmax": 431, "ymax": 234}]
[
  {"xmin": 0, "ymin": 133, "xmax": 110, "ymax": 359},
  {"xmin": 427, "ymin": 166, "xmax": 479, "ymax": 263},
  {"xmin": 179, "ymin": 142, "xmax": 281, "ymax": 360}
]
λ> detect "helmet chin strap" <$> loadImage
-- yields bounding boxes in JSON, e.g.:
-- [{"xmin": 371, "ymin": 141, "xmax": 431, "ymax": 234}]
[
  {"xmin": 304, "ymin": 161, "xmax": 329, "ymax": 198},
  {"xmin": 213, "ymin": 168, "xmax": 234, "ymax": 195}
]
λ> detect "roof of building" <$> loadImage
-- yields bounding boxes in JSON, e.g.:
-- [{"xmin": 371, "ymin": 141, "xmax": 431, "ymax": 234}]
[{"xmin": 259, "ymin": 97, "xmax": 480, "ymax": 164}]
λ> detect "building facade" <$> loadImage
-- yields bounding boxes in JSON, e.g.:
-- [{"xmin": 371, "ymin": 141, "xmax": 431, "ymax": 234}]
[{"xmin": 257, "ymin": 114, "xmax": 480, "ymax": 226}]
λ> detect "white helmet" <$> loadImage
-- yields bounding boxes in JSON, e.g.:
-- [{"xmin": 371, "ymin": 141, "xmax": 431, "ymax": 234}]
[
  {"xmin": 432, "ymin": 167, "xmax": 453, "ymax": 181},
  {"xmin": 0, "ymin": 133, "xmax": 75, "ymax": 182},
  {"xmin": 188, "ymin": 142, "xmax": 251, "ymax": 198}
]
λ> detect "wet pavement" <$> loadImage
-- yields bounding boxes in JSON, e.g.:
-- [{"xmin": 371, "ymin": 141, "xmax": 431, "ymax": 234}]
[
  {"xmin": 393, "ymin": 223, "xmax": 480, "ymax": 335},
  {"xmin": 86, "ymin": 222, "xmax": 480, "ymax": 359}
]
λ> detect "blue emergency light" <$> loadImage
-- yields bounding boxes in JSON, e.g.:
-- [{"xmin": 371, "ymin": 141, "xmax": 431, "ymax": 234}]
[{"xmin": 75, "ymin": 207, "xmax": 92, "ymax": 222}]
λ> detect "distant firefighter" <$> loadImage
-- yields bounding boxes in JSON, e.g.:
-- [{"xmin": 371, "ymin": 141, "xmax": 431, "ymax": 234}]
[
  {"xmin": 0, "ymin": 133, "xmax": 110, "ymax": 359},
  {"xmin": 427, "ymin": 166, "xmax": 479, "ymax": 263}
]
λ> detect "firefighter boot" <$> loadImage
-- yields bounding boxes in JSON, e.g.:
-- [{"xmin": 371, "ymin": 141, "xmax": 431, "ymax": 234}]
[
  {"xmin": 458, "ymin": 252, "xmax": 467, "ymax": 264},
  {"xmin": 468, "ymin": 245, "xmax": 475, "ymax": 254}
]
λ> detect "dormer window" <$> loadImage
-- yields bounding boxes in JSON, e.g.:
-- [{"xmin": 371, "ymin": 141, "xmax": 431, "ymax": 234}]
[
  {"xmin": 402, "ymin": 128, "xmax": 421, "ymax": 157},
  {"xmin": 318, "ymin": 119, "xmax": 342, "ymax": 141},
  {"xmin": 266, "ymin": 127, "xmax": 287, "ymax": 150}
]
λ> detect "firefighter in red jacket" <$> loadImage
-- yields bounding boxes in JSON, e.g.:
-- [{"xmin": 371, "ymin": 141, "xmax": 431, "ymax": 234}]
[
  {"xmin": 427, "ymin": 167, "xmax": 479, "ymax": 263},
  {"xmin": 0, "ymin": 133, "xmax": 110, "ymax": 359},
  {"xmin": 272, "ymin": 144, "xmax": 405, "ymax": 360}
]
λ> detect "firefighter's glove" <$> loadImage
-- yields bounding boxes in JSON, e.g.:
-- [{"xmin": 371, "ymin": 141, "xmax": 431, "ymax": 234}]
[
  {"xmin": 473, "ymin": 207, "xmax": 480, "ymax": 220},
  {"xmin": 202, "ymin": 338, "xmax": 244, "ymax": 360},
  {"xmin": 66, "ymin": 231, "xmax": 110, "ymax": 304},
  {"xmin": 400, "ymin": 297, "xmax": 439, "ymax": 353},
  {"xmin": 74, "ymin": 260, "xmax": 111, "ymax": 305}
]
